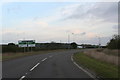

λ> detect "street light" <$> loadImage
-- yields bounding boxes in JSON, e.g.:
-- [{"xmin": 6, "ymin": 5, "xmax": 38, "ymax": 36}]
[
  {"xmin": 96, "ymin": 36, "xmax": 101, "ymax": 48},
  {"xmin": 68, "ymin": 34, "xmax": 70, "ymax": 44},
  {"xmin": 66, "ymin": 31, "xmax": 71, "ymax": 49},
  {"xmin": 72, "ymin": 33, "xmax": 75, "ymax": 42}
]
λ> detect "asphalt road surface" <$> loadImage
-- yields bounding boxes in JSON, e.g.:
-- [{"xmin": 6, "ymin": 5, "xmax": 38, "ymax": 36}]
[{"xmin": 2, "ymin": 50, "xmax": 94, "ymax": 79}]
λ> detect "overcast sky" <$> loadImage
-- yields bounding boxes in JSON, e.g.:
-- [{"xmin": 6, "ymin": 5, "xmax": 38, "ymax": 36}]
[{"xmin": 1, "ymin": 0, "xmax": 119, "ymax": 45}]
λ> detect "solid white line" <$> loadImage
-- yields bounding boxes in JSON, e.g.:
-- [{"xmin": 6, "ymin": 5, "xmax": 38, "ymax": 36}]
[
  {"xmin": 19, "ymin": 76, "xmax": 25, "ymax": 80},
  {"xmin": 42, "ymin": 58, "xmax": 47, "ymax": 61},
  {"xmin": 71, "ymin": 54, "xmax": 96, "ymax": 79},
  {"xmin": 30, "ymin": 63, "xmax": 40, "ymax": 71},
  {"xmin": 71, "ymin": 55, "xmax": 73, "ymax": 62}
]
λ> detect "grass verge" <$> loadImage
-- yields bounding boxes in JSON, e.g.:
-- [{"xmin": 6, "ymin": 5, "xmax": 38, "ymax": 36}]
[
  {"xmin": 2, "ymin": 49, "xmax": 67, "ymax": 61},
  {"xmin": 0, "ymin": 54, "xmax": 2, "ymax": 61},
  {"xmin": 73, "ymin": 52, "xmax": 119, "ymax": 78}
]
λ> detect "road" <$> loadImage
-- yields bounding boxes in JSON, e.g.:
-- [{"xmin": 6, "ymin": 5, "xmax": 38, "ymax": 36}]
[{"xmin": 2, "ymin": 50, "xmax": 94, "ymax": 79}]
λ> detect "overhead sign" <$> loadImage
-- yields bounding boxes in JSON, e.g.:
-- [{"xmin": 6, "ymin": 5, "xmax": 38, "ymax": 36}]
[{"xmin": 18, "ymin": 40, "xmax": 35, "ymax": 47}]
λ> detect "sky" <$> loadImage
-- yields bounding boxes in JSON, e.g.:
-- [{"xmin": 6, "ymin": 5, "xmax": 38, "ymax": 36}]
[{"xmin": 0, "ymin": 0, "xmax": 119, "ymax": 46}]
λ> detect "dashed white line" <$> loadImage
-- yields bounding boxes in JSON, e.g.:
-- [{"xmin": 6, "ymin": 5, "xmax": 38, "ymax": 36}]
[
  {"xmin": 30, "ymin": 63, "xmax": 40, "ymax": 71},
  {"xmin": 42, "ymin": 58, "xmax": 47, "ymax": 61},
  {"xmin": 19, "ymin": 57, "xmax": 50, "ymax": 80},
  {"xmin": 30, "ymin": 57, "xmax": 48, "ymax": 71},
  {"xmin": 71, "ymin": 55, "xmax": 74, "ymax": 62},
  {"xmin": 19, "ymin": 76, "xmax": 25, "ymax": 80},
  {"xmin": 71, "ymin": 54, "xmax": 96, "ymax": 79},
  {"xmin": 49, "ymin": 56, "xmax": 52, "ymax": 58}
]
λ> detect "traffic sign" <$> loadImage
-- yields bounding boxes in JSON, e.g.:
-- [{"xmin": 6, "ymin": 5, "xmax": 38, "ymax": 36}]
[{"xmin": 18, "ymin": 40, "xmax": 35, "ymax": 47}]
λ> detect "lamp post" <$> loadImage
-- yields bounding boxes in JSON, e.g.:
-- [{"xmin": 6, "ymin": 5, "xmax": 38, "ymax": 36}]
[
  {"xmin": 72, "ymin": 33, "xmax": 75, "ymax": 42},
  {"xmin": 68, "ymin": 34, "xmax": 70, "ymax": 49},
  {"xmin": 99, "ymin": 37, "xmax": 101, "ymax": 48},
  {"xmin": 66, "ymin": 31, "xmax": 71, "ymax": 49},
  {"xmin": 96, "ymin": 36, "xmax": 101, "ymax": 48},
  {"xmin": 68, "ymin": 34, "xmax": 70, "ymax": 44}
]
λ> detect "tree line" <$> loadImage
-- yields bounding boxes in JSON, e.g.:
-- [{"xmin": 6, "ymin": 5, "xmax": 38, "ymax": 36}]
[
  {"xmin": 2, "ymin": 42, "xmax": 77, "ymax": 53},
  {"xmin": 2, "ymin": 34, "xmax": 119, "ymax": 53}
]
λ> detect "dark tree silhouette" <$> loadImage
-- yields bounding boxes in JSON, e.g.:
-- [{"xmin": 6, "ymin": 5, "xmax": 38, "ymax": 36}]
[
  {"xmin": 8, "ymin": 43, "xmax": 15, "ymax": 46},
  {"xmin": 71, "ymin": 42, "xmax": 77, "ymax": 49},
  {"xmin": 107, "ymin": 35, "xmax": 120, "ymax": 49}
]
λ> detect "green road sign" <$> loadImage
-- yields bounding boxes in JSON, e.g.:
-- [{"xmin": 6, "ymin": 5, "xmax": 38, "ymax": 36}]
[{"xmin": 18, "ymin": 40, "xmax": 35, "ymax": 47}]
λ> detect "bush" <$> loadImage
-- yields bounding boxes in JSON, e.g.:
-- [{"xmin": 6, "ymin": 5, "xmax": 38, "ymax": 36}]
[{"xmin": 2, "ymin": 44, "xmax": 23, "ymax": 53}]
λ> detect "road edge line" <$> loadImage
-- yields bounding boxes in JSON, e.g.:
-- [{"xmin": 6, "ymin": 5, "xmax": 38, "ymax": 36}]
[{"xmin": 71, "ymin": 54, "xmax": 98, "ymax": 80}]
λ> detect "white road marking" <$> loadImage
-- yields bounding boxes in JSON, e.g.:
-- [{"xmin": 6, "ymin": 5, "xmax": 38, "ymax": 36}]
[
  {"xmin": 49, "ymin": 56, "xmax": 52, "ymax": 58},
  {"xmin": 42, "ymin": 58, "xmax": 47, "ymax": 61},
  {"xmin": 30, "ymin": 63, "xmax": 40, "ymax": 71},
  {"xmin": 19, "ymin": 76, "xmax": 25, "ymax": 80},
  {"xmin": 71, "ymin": 55, "xmax": 74, "ymax": 62},
  {"xmin": 71, "ymin": 54, "xmax": 97, "ymax": 79},
  {"xmin": 19, "ymin": 57, "xmax": 49, "ymax": 80}
]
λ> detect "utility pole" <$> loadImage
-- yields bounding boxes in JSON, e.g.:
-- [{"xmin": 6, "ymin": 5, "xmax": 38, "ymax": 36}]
[
  {"xmin": 60, "ymin": 40, "xmax": 61, "ymax": 43},
  {"xmin": 68, "ymin": 34, "xmax": 70, "ymax": 43},
  {"xmin": 72, "ymin": 33, "xmax": 74, "ymax": 42},
  {"xmin": 98, "ymin": 37, "xmax": 101, "ymax": 48},
  {"xmin": 96, "ymin": 36, "xmax": 101, "ymax": 48},
  {"xmin": 68, "ymin": 34, "xmax": 70, "ymax": 49}
]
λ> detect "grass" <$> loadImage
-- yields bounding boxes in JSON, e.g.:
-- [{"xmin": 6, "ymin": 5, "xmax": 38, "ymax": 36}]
[
  {"xmin": 73, "ymin": 52, "xmax": 119, "ymax": 78},
  {"xmin": 0, "ymin": 54, "xmax": 2, "ymax": 61},
  {"xmin": 102, "ymin": 49, "xmax": 120, "ymax": 57},
  {"xmin": 2, "ymin": 49, "xmax": 68, "ymax": 61},
  {"xmin": 84, "ymin": 49, "xmax": 119, "ymax": 66}
]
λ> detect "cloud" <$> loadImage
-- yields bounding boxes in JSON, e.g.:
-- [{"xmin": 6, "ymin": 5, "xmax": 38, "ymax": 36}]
[
  {"xmin": 112, "ymin": 25, "xmax": 118, "ymax": 29},
  {"xmin": 80, "ymin": 32, "xmax": 86, "ymax": 36},
  {"xmin": 112, "ymin": 25, "xmax": 119, "ymax": 33},
  {"xmin": 86, "ymin": 32, "xmax": 97, "ymax": 38},
  {"xmin": 33, "ymin": 20, "xmax": 48, "ymax": 27},
  {"xmin": 60, "ymin": 4, "xmax": 80, "ymax": 17},
  {"xmin": 81, "ymin": 36, "xmax": 111, "ymax": 46},
  {"xmin": 70, "ymin": 29, "xmax": 82, "ymax": 34},
  {"xmin": 64, "ymin": 2, "xmax": 118, "ymax": 23}
]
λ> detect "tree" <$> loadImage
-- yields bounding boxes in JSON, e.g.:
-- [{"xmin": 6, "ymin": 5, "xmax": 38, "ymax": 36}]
[
  {"xmin": 107, "ymin": 35, "xmax": 120, "ymax": 49},
  {"xmin": 8, "ymin": 43, "xmax": 15, "ymax": 46},
  {"xmin": 71, "ymin": 42, "xmax": 77, "ymax": 49},
  {"xmin": 6, "ymin": 43, "xmax": 18, "ymax": 52}
]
